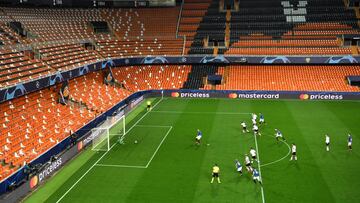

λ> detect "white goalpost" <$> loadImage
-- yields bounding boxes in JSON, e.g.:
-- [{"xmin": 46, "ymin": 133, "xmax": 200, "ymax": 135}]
[{"xmin": 91, "ymin": 115, "xmax": 126, "ymax": 152}]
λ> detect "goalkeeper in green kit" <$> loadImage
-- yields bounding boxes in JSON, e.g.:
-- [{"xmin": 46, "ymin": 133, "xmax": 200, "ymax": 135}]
[{"xmin": 147, "ymin": 100, "xmax": 152, "ymax": 111}]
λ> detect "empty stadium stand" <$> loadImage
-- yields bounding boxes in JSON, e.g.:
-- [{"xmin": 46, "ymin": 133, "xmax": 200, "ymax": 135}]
[
  {"xmin": 0, "ymin": 49, "xmax": 54, "ymax": 88},
  {"xmin": 97, "ymin": 7, "xmax": 183, "ymax": 57},
  {"xmin": 178, "ymin": 0, "xmax": 212, "ymax": 39},
  {"xmin": 180, "ymin": 0, "xmax": 360, "ymax": 55},
  {"xmin": 0, "ymin": 65, "xmax": 192, "ymax": 180},
  {"xmin": 113, "ymin": 65, "xmax": 191, "ymax": 91},
  {"xmin": 36, "ymin": 42, "xmax": 101, "ymax": 71},
  {"xmin": 203, "ymin": 65, "xmax": 360, "ymax": 91}
]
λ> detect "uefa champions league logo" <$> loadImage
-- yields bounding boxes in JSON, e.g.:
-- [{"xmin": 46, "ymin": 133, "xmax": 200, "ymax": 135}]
[
  {"xmin": 141, "ymin": 56, "xmax": 169, "ymax": 64},
  {"xmin": 49, "ymin": 71, "xmax": 64, "ymax": 86},
  {"xmin": 260, "ymin": 56, "xmax": 291, "ymax": 64},
  {"xmin": 325, "ymin": 56, "xmax": 358, "ymax": 64},
  {"xmin": 102, "ymin": 59, "xmax": 115, "ymax": 69},
  {"xmin": 79, "ymin": 65, "xmax": 90, "ymax": 76},
  {"xmin": 200, "ymin": 55, "xmax": 229, "ymax": 63},
  {"xmin": 3, "ymin": 84, "xmax": 26, "ymax": 100}
]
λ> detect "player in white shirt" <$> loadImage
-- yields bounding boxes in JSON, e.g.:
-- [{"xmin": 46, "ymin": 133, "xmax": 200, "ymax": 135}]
[
  {"xmin": 250, "ymin": 147, "xmax": 257, "ymax": 163},
  {"xmin": 290, "ymin": 143, "xmax": 297, "ymax": 161},
  {"xmin": 325, "ymin": 134, "xmax": 330, "ymax": 151},
  {"xmin": 252, "ymin": 113, "xmax": 257, "ymax": 121},
  {"xmin": 348, "ymin": 134, "xmax": 353, "ymax": 151},
  {"xmin": 252, "ymin": 118, "xmax": 257, "ymax": 125},
  {"xmin": 251, "ymin": 113, "xmax": 257, "ymax": 125},
  {"xmin": 253, "ymin": 124, "xmax": 261, "ymax": 136},
  {"xmin": 241, "ymin": 121, "xmax": 249, "ymax": 133},
  {"xmin": 245, "ymin": 154, "xmax": 252, "ymax": 172}
]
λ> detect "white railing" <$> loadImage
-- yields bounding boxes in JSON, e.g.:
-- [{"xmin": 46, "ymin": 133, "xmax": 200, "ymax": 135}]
[
  {"xmin": 182, "ymin": 35, "xmax": 186, "ymax": 55},
  {"xmin": 175, "ymin": 0, "xmax": 184, "ymax": 39}
]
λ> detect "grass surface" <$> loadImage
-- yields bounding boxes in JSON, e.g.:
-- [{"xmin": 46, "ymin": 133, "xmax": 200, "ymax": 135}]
[{"xmin": 25, "ymin": 98, "xmax": 360, "ymax": 203}]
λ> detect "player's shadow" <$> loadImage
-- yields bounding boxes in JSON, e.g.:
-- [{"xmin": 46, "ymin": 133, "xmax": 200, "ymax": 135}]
[
  {"xmin": 322, "ymin": 150, "xmax": 337, "ymax": 160},
  {"xmin": 345, "ymin": 149, "xmax": 359, "ymax": 159},
  {"xmin": 210, "ymin": 182, "xmax": 220, "ymax": 197},
  {"xmin": 286, "ymin": 160, "xmax": 300, "ymax": 170},
  {"xmin": 186, "ymin": 143, "xmax": 201, "ymax": 150}
]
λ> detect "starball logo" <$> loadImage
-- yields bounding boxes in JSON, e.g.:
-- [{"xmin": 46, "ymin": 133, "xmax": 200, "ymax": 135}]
[{"xmin": 299, "ymin": 93, "xmax": 343, "ymax": 100}]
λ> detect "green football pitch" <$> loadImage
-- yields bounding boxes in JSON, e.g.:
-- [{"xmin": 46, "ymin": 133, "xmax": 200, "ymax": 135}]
[{"xmin": 24, "ymin": 98, "xmax": 360, "ymax": 203}]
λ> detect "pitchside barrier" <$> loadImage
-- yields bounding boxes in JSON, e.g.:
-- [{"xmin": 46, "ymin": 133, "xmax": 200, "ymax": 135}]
[{"xmin": 1, "ymin": 89, "xmax": 360, "ymax": 203}]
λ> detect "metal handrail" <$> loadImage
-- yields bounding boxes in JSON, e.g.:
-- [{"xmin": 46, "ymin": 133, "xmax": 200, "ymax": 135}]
[{"xmin": 175, "ymin": 0, "xmax": 184, "ymax": 39}]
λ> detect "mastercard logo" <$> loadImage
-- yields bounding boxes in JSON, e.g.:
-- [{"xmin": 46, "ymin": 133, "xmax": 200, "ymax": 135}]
[
  {"xmin": 299, "ymin": 94, "xmax": 309, "ymax": 100},
  {"xmin": 228, "ymin": 93, "xmax": 237, "ymax": 99},
  {"xmin": 30, "ymin": 176, "xmax": 38, "ymax": 189},
  {"xmin": 171, "ymin": 92, "xmax": 179, "ymax": 97},
  {"xmin": 77, "ymin": 141, "xmax": 83, "ymax": 151}
]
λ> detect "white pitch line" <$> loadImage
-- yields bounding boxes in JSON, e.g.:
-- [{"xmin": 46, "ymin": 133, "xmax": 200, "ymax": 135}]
[
  {"xmin": 95, "ymin": 164, "xmax": 146, "ymax": 169},
  {"xmin": 145, "ymin": 126, "xmax": 173, "ymax": 168},
  {"xmin": 254, "ymin": 133, "xmax": 266, "ymax": 203},
  {"xmin": 260, "ymin": 135, "xmax": 291, "ymax": 168},
  {"xmin": 135, "ymin": 124, "xmax": 173, "ymax": 128},
  {"xmin": 150, "ymin": 110, "xmax": 251, "ymax": 115},
  {"xmin": 55, "ymin": 98, "xmax": 164, "ymax": 203}
]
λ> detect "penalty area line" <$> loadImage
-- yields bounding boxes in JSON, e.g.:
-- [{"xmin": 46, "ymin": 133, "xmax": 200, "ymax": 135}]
[
  {"xmin": 145, "ymin": 126, "xmax": 173, "ymax": 168},
  {"xmin": 150, "ymin": 110, "xmax": 252, "ymax": 115},
  {"xmin": 55, "ymin": 98, "xmax": 164, "ymax": 203},
  {"xmin": 135, "ymin": 124, "xmax": 173, "ymax": 128},
  {"xmin": 95, "ymin": 164, "xmax": 147, "ymax": 169}
]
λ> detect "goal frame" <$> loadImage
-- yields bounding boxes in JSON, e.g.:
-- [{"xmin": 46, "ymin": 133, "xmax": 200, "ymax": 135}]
[{"xmin": 91, "ymin": 114, "xmax": 126, "ymax": 152}]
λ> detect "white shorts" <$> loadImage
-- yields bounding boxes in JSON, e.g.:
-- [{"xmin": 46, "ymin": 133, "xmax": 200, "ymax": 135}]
[
  {"xmin": 259, "ymin": 118, "xmax": 264, "ymax": 122},
  {"xmin": 253, "ymin": 176, "xmax": 260, "ymax": 181},
  {"xmin": 237, "ymin": 167, "xmax": 242, "ymax": 172},
  {"xmin": 196, "ymin": 136, "xmax": 201, "ymax": 140},
  {"xmin": 276, "ymin": 134, "xmax": 282, "ymax": 138},
  {"xmin": 348, "ymin": 142, "xmax": 352, "ymax": 146}
]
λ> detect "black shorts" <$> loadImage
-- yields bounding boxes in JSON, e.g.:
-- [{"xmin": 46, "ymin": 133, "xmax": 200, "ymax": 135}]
[
  {"xmin": 147, "ymin": 105, "xmax": 151, "ymax": 108},
  {"xmin": 212, "ymin": 173, "xmax": 219, "ymax": 177},
  {"xmin": 252, "ymin": 155, "xmax": 256, "ymax": 160},
  {"xmin": 243, "ymin": 127, "xmax": 246, "ymax": 130},
  {"xmin": 254, "ymin": 129, "xmax": 258, "ymax": 133},
  {"xmin": 246, "ymin": 163, "xmax": 251, "ymax": 167},
  {"xmin": 326, "ymin": 142, "xmax": 330, "ymax": 146},
  {"xmin": 292, "ymin": 152, "xmax": 296, "ymax": 156}
]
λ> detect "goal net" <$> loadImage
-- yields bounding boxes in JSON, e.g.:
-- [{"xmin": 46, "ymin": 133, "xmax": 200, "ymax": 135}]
[{"xmin": 91, "ymin": 115, "xmax": 126, "ymax": 152}]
